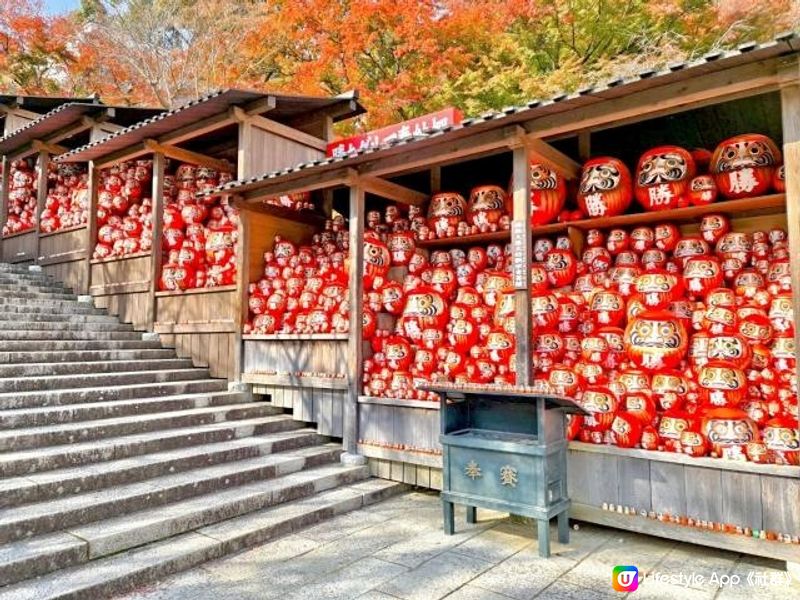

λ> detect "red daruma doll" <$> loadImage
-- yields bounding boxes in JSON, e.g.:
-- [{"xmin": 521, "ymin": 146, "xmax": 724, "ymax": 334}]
[
  {"xmin": 528, "ymin": 162, "xmax": 566, "ymax": 226},
  {"xmin": 624, "ymin": 310, "xmax": 688, "ymax": 371},
  {"xmin": 710, "ymin": 134, "xmax": 782, "ymax": 199},
  {"xmin": 577, "ymin": 157, "xmax": 633, "ymax": 218},
  {"xmin": 634, "ymin": 145, "xmax": 696, "ymax": 211}
]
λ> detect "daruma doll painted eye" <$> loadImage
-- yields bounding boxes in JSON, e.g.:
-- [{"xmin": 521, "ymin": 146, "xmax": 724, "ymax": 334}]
[
  {"xmin": 697, "ymin": 361, "xmax": 747, "ymax": 408},
  {"xmin": 710, "ymin": 133, "xmax": 781, "ymax": 199},
  {"xmin": 577, "ymin": 156, "xmax": 633, "ymax": 218},
  {"xmin": 528, "ymin": 162, "xmax": 567, "ymax": 226},
  {"xmin": 634, "ymin": 145, "xmax": 696, "ymax": 211},
  {"xmin": 624, "ymin": 310, "xmax": 688, "ymax": 371}
]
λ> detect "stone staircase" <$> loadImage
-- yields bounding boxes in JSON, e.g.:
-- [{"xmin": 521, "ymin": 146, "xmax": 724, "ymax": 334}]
[{"xmin": 0, "ymin": 263, "xmax": 403, "ymax": 600}]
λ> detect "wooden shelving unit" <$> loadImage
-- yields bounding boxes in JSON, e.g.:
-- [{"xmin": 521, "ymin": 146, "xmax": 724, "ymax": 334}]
[{"xmin": 415, "ymin": 229, "xmax": 510, "ymax": 247}]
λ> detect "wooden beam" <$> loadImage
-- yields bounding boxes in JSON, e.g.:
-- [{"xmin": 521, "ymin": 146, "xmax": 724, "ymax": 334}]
[
  {"xmin": 525, "ymin": 57, "xmax": 787, "ymax": 139},
  {"xmin": 158, "ymin": 112, "xmax": 235, "ymax": 146},
  {"xmin": 3, "ymin": 106, "xmax": 41, "ymax": 121},
  {"xmin": 429, "ymin": 166, "xmax": 442, "ymax": 194},
  {"xmin": 242, "ymin": 96, "xmax": 276, "ymax": 116},
  {"xmin": 82, "ymin": 161, "xmax": 99, "ymax": 294},
  {"xmin": 358, "ymin": 175, "xmax": 427, "ymax": 205},
  {"xmin": 578, "ymin": 131, "xmax": 591, "ymax": 162},
  {"xmin": 0, "ymin": 156, "xmax": 9, "ymax": 258},
  {"xmin": 143, "ymin": 139, "xmax": 233, "ymax": 173},
  {"xmin": 241, "ymin": 167, "xmax": 357, "ymax": 201},
  {"xmin": 345, "ymin": 184, "xmax": 365, "ymax": 456},
  {"xmin": 147, "ymin": 152, "xmax": 166, "ymax": 330},
  {"xmin": 32, "ymin": 140, "xmax": 68, "ymax": 156},
  {"xmin": 243, "ymin": 110, "xmax": 328, "ymax": 152},
  {"xmin": 35, "ymin": 151, "xmax": 49, "ymax": 253},
  {"xmin": 361, "ymin": 125, "xmax": 526, "ymax": 178},
  {"xmin": 233, "ymin": 194, "xmax": 249, "ymax": 383},
  {"xmin": 94, "ymin": 142, "xmax": 147, "ymax": 169},
  {"xmin": 522, "ymin": 135, "xmax": 581, "ymax": 179},
  {"xmin": 237, "ymin": 119, "xmax": 252, "ymax": 179}
]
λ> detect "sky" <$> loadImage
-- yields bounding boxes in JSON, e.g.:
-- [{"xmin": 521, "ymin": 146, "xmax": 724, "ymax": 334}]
[{"xmin": 43, "ymin": 0, "xmax": 79, "ymax": 14}]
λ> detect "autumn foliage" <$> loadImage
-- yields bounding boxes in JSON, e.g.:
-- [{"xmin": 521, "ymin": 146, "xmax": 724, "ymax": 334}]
[{"xmin": 1, "ymin": 0, "xmax": 798, "ymax": 129}]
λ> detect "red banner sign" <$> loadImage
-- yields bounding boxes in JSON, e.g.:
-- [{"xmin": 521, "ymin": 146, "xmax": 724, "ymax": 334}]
[{"xmin": 326, "ymin": 107, "xmax": 463, "ymax": 158}]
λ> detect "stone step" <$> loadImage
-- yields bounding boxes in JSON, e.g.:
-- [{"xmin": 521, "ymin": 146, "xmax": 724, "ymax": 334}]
[
  {"xmin": 0, "ymin": 321, "xmax": 134, "ymax": 333},
  {"xmin": 0, "ymin": 444, "xmax": 344, "ymax": 545},
  {"xmin": 0, "ymin": 339, "xmax": 160, "ymax": 354},
  {"xmin": 0, "ymin": 313, "xmax": 121, "ymax": 324},
  {"xmin": 0, "ymin": 298, "xmax": 93, "ymax": 311},
  {"xmin": 0, "ymin": 358, "xmax": 193, "ymax": 380},
  {"xmin": 0, "ymin": 413, "xmax": 302, "ymax": 477},
  {"xmin": 0, "ymin": 429, "xmax": 323, "ymax": 509},
  {"xmin": 0, "ymin": 305, "xmax": 102, "ymax": 316},
  {"xmin": 0, "ymin": 379, "xmax": 226, "ymax": 409},
  {"xmin": 0, "ymin": 330, "xmax": 143, "ymax": 342},
  {"xmin": 0, "ymin": 274, "xmax": 59, "ymax": 285},
  {"xmin": 0, "ymin": 401, "xmax": 272, "ymax": 452},
  {"xmin": 0, "ymin": 282, "xmax": 70, "ymax": 293},
  {"xmin": 0, "ymin": 290, "xmax": 76, "ymax": 301},
  {"xmin": 0, "ymin": 379, "xmax": 239, "ymax": 428},
  {"xmin": 0, "ymin": 348, "xmax": 175, "ymax": 365},
  {"xmin": 0, "ymin": 477, "xmax": 399, "ymax": 597},
  {"xmin": 0, "ymin": 367, "xmax": 211, "ymax": 394}
]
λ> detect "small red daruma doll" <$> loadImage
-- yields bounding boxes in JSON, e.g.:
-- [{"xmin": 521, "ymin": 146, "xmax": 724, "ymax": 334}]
[
  {"xmin": 588, "ymin": 289, "xmax": 625, "ymax": 327},
  {"xmin": 635, "ymin": 270, "xmax": 682, "ymax": 309},
  {"xmin": 763, "ymin": 415, "xmax": 800, "ymax": 465},
  {"xmin": 680, "ymin": 426, "xmax": 709, "ymax": 457},
  {"xmin": 577, "ymin": 156, "xmax": 633, "ymax": 218},
  {"xmin": 529, "ymin": 163, "xmax": 566, "ymax": 226},
  {"xmin": 772, "ymin": 164, "xmax": 786, "ymax": 193},
  {"xmin": 700, "ymin": 214, "xmax": 730, "ymax": 246},
  {"xmin": 687, "ymin": 175, "xmax": 718, "ymax": 206},
  {"xmin": 658, "ymin": 408, "xmax": 693, "ymax": 452},
  {"xmin": 580, "ymin": 386, "xmax": 619, "ymax": 432},
  {"xmin": 697, "ymin": 361, "xmax": 747, "ymax": 408},
  {"xmin": 467, "ymin": 185, "xmax": 508, "ymax": 229},
  {"xmin": 544, "ymin": 249, "xmax": 577, "ymax": 287},
  {"xmin": 710, "ymin": 134, "xmax": 782, "ymax": 199},
  {"xmin": 624, "ymin": 310, "xmax": 688, "ymax": 371},
  {"xmin": 634, "ymin": 145, "xmax": 696, "ymax": 211},
  {"xmin": 363, "ymin": 233, "xmax": 391, "ymax": 289},
  {"xmin": 654, "ymin": 223, "xmax": 680, "ymax": 252},
  {"xmin": 701, "ymin": 407, "xmax": 759, "ymax": 460},
  {"xmin": 611, "ymin": 412, "xmax": 643, "ymax": 448},
  {"xmin": 530, "ymin": 291, "xmax": 560, "ymax": 333},
  {"xmin": 427, "ymin": 192, "xmax": 467, "ymax": 238},
  {"xmin": 682, "ymin": 257, "xmax": 723, "ymax": 299},
  {"xmin": 387, "ymin": 230, "xmax": 416, "ymax": 266}
]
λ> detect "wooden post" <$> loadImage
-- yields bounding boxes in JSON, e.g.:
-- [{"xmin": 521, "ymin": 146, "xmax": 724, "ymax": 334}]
[
  {"xmin": 343, "ymin": 184, "xmax": 366, "ymax": 463},
  {"xmin": 780, "ymin": 81, "xmax": 800, "ymax": 445},
  {"xmin": 34, "ymin": 150, "xmax": 49, "ymax": 264},
  {"xmin": 82, "ymin": 161, "xmax": 99, "ymax": 295},
  {"xmin": 237, "ymin": 120, "xmax": 253, "ymax": 179},
  {"xmin": 430, "ymin": 165, "xmax": 441, "ymax": 194},
  {"xmin": 578, "ymin": 131, "xmax": 591, "ymax": 162},
  {"xmin": 147, "ymin": 152, "xmax": 166, "ymax": 331},
  {"xmin": 511, "ymin": 146, "xmax": 532, "ymax": 386},
  {"xmin": 232, "ymin": 194, "xmax": 248, "ymax": 384},
  {"xmin": 0, "ymin": 155, "xmax": 9, "ymax": 260}
]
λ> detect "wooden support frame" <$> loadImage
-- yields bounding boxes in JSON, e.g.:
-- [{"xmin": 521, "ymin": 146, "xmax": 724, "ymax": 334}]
[
  {"xmin": 143, "ymin": 139, "xmax": 233, "ymax": 174},
  {"xmin": 35, "ymin": 150, "xmax": 49, "ymax": 240},
  {"xmin": 232, "ymin": 106, "xmax": 328, "ymax": 152},
  {"xmin": 147, "ymin": 152, "xmax": 166, "ymax": 330},
  {"xmin": 345, "ymin": 184, "xmax": 366, "ymax": 457},
  {"xmin": 32, "ymin": 140, "xmax": 68, "ymax": 156},
  {"xmin": 0, "ymin": 156, "xmax": 8, "ymax": 257},
  {"xmin": 359, "ymin": 175, "xmax": 427, "ymax": 206},
  {"xmin": 522, "ymin": 135, "xmax": 580, "ymax": 179},
  {"xmin": 511, "ymin": 146, "xmax": 532, "ymax": 386}
]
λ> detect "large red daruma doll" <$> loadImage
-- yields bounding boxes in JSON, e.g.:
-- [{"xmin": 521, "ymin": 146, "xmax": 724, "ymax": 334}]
[
  {"xmin": 710, "ymin": 134, "xmax": 782, "ymax": 199},
  {"xmin": 529, "ymin": 162, "xmax": 566, "ymax": 226},
  {"xmin": 697, "ymin": 361, "xmax": 747, "ymax": 408},
  {"xmin": 624, "ymin": 310, "xmax": 688, "ymax": 371},
  {"xmin": 701, "ymin": 407, "xmax": 759, "ymax": 460},
  {"xmin": 577, "ymin": 157, "xmax": 633, "ymax": 218},
  {"xmin": 634, "ymin": 145, "xmax": 696, "ymax": 211},
  {"xmin": 467, "ymin": 185, "xmax": 509, "ymax": 229},
  {"xmin": 400, "ymin": 286, "xmax": 448, "ymax": 337},
  {"xmin": 763, "ymin": 416, "xmax": 800, "ymax": 465},
  {"xmin": 427, "ymin": 192, "xmax": 467, "ymax": 238}
]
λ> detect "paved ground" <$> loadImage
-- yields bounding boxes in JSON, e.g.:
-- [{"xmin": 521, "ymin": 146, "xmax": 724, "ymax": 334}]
[{"xmin": 115, "ymin": 490, "xmax": 799, "ymax": 600}]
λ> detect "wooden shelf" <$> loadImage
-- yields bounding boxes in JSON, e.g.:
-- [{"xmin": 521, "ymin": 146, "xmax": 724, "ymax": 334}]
[
  {"xmin": 2, "ymin": 228, "xmax": 36, "ymax": 240},
  {"xmin": 243, "ymin": 372, "xmax": 348, "ymax": 390},
  {"xmin": 358, "ymin": 395, "xmax": 440, "ymax": 410},
  {"xmin": 532, "ymin": 193, "xmax": 786, "ymax": 236},
  {"xmin": 234, "ymin": 199, "xmax": 327, "ymax": 227},
  {"xmin": 90, "ymin": 250, "xmax": 151, "ymax": 264},
  {"xmin": 416, "ymin": 229, "xmax": 510, "ymax": 248},
  {"xmin": 570, "ymin": 503, "xmax": 799, "ymax": 562},
  {"xmin": 155, "ymin": 284, "xmax": 237, "ymax": 297},
  {"xmin": 243, "ymin": 333, "xmax": 348, "ymax": 341},
  {"xmin": 39, "ymin": 224, "xmax": 87, "ymax": 238},
  {"xmin": 569, "ymin": 441, "xmax": 800, "ymax": 478},
  {"xmin": 357, "ymin": 443, "xmax": 443, "ymax": 468}
]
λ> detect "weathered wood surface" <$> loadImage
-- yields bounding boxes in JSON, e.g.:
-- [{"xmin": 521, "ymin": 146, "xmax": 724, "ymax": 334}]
[
  {"xmin": 243, "ymin": 338, "xmax": 348, "ymax": 378},
  {"xmin": 253, "ymin": 383, "xmax": 345, "ymax": 438},
  {"xmin": 1, "ymin": 230, "xmax": 37, "ymax": 264}
]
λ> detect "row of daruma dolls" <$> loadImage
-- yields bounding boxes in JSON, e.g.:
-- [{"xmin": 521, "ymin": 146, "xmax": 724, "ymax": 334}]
[
  {"xmin": 244, "ymin": 215, "xmax": 350, "ymax": 335},
  {"xmin": 2, "ymin": 159, "xmax": 38, "ymax": 236},
  {"xmin": 359, "ymin": 212, "xmax": 799, "ymax": 464},
  {"xmin": 405, "ymin": 132, "xmax": 786, "ymax": 241}
]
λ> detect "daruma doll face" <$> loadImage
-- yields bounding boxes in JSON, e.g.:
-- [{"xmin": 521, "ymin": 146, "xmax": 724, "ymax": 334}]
[
  {"xmin": 710, "ymin": 134, "xmax": 781, "ymax": 199},
  {"xmin": 635, "ymin": 145, "xmax": 696, "ymax": 211},
  {"xmin": 577, "ymin": 157, "xmax": 633, "ymax": 217}
]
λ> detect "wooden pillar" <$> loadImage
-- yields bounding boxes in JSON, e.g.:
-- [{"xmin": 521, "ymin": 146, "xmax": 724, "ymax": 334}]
[
  {"xmin": 83, "ymin": 161, "xmax": 99, "ymax": 295},
  {"xmin": 511, "ymin": 146, "xmax": 532, "ymax": 386},
  {"xmin": 343, "ymin": 184, "xmax": 365, "ymax": 459},
  {"xmin": 34, "ymin": 150, "xmax": 49, "ymax": 264},
  {"xmin": 232, "ymin": 194, "xmax": 248, "ymax": 383},
  {"xmin": 780, "ymin": 82, "xmax": 800, "ymax": 443},
  {"xmin": 578, "ymin": 131, "xmax": 591, "ymax": 162},
  {"xmin": 147, "ymin": 152, "xmax": 166, "ymax": 331},
  {"xmin": 0, "ymin": 155, "xmax": 9, "ymax": 260},
  {"xmin": 430, "ymin": 165, "xmax": 442, "ymax": 195}
]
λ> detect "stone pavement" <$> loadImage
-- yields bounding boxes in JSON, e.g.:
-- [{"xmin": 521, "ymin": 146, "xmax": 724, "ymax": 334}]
[{"xmin": 115, "ymin": 490, "xmax": 800, "ymax": 600}]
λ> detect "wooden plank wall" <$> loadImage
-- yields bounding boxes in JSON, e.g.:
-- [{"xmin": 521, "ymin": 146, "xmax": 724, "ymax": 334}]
[
  {"xmin": 253, "ymin": 383, "xmax": 345, "ymax": 438},
  {"xmin": 160, "ymin": 332, "xmax": 238, "ymax": 380},
  {"xmin": 368, "ymin": 458, "xmax": 443, "ymax": 490},
  {"xmin": 358, "ymin": 404, "xmax": 441, "ymax": 458},
  {"xmin": 247, "ymin": 127, "xmax": 324, "ymax": 176},
  {"xmin": 39, "ymin": 227, "xmax": 88, "ymax": 293},
  {"xmin": 90, "ymin": 255, "xmax": 152, "ymax": 330},
  {"xmin": 2, "ymin": 231, "xmax": 37, "ymax": 264}
]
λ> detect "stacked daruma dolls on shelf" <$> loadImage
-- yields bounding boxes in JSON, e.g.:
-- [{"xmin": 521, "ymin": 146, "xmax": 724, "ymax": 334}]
[
  {"xmin": 415, "ymin": 184, "xmax": 511, "ymax": 240},
  {"xmin": 529, "ymin": 216, "xmax": 798, "ymax": 465},
  {"xmin": 361, "ymin": 204, "xmax": 523, "ymax": 402},
  {"xmin": 158, "ymin": 163, "xmax": 237, "ymax": 291},
  {"xmin": 39, "ymin": 163, "xmax": 89, "ymax": 233},
  {"xmin": 243, "ymin": 215, "xmax": 350, "ymax": 335},
  {"xmin": 2, "ymin": 158, "xmax": 37, "ymax": 236},
  {"xmin": 92, "ymin": 160, "xmax": 154, "ymax": 259}
]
